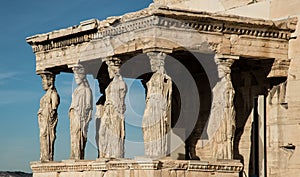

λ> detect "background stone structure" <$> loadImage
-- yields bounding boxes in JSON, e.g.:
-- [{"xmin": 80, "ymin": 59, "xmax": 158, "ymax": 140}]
[{"xmin": 174, "ymin": 0, "xmax": 300, "ymax": 176}]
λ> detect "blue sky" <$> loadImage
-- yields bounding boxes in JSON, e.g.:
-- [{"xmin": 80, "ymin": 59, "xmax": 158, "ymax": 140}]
[{"xmin": 0, "ymin": 0, "xmax": 152, "ymax": 173}]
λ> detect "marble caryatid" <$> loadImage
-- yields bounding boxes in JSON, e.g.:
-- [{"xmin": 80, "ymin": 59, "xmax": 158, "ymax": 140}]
[
  {"xmin": 69, "ymin": 64, "xmax": 93, "ymax": 160},
  {"xmin": 38, "ymin": 73, "xmax": 60, "ymax": 162},
  {"xmin": 142, "ymin": 52, "xmax": 172, "ymax": 157},
  {"xmin": 210, "ymin": 58, "xmax": 236, "ymax": 159},
  {"xmin": 98, "ymin": 58, "xmax": 127, "ymax": 158},
  {"xmin": 95, "ymin": 64, "xmax": 111, "ymax": 158}
]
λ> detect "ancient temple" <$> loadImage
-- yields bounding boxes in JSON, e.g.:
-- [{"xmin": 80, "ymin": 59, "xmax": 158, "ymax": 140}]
[{"xmin": 27, "ymin": 0, "xmax": 300, "ymax": 177}]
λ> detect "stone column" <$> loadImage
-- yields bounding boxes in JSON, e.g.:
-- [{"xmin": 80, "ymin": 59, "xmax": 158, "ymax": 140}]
[
  {"xmin": 37, "ymin": 71, "xmax": 60, "ymax": 162},
  {"xmin": 211, "ymin": 55, "xmax": 236, "ymax": 159},
  {"xmin": 97, "ymin": 57, "xmax": 127, "ymax": 158},
  {"xmin": 142, "ymin": 51, "xmax": 172, "ymax": 157},
  {"xmin": 69, "ymin": 64, "xmax": 93, "ymax": 160}
]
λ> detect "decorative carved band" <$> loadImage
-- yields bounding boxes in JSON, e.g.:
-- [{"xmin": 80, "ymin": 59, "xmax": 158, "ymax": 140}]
[
  {"xmin": 94, "ymin": 16, "xmax": 158, "ymax": 39},
  {"xmin": 31, "ymin": 14, "xmax": 293, "ymax": 53},
  {"xmin": 188, "ymin": 161, "xmax": 243, "ymax": 172},
  {"xmin": 31, "ymin": 160, "xmax": 243, "ymax": 173},
  {"xmin": 31, "ymin": 16, "xmax": 158, "ymax": 53},
  {"xmin": 32, "ymin": 34, "xmax": 94, "ymax": 53}
]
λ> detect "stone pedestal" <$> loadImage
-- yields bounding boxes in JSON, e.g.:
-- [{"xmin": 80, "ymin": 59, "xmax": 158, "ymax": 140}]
[
  {"xmin": 31, "ymin": 159, "xmax": 243, "ymax": 177},
  {"xmin": 170, "ymin": 128, "xmax": 186, "ymax": 160}
]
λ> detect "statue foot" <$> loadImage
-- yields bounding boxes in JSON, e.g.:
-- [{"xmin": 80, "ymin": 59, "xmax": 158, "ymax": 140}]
[
  {"xmin": 40, "ymin": 159, "xmax": 50, "ymax": 163},
  {"xmin": 190, "ymin": 155, "xmax": 200, "ymax": 160}
]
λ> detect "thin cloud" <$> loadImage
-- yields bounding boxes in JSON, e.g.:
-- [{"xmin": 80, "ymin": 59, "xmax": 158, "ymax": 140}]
[
  {"xmin": 0, "ymin": 71, "xmax": 18, "ymax": 80},
  {"xmin": 0, "ymin": 90, "xmax": 40, "ymax": 106},
  {"xmin": 0, "ymin": 71, "xmax": 20, "ymax": 85}
]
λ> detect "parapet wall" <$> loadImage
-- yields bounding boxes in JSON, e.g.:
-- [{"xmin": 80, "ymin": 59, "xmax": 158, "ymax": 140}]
[{"xmin": 31, "ymin": 159, "xmax": 243, "ymax": 177}]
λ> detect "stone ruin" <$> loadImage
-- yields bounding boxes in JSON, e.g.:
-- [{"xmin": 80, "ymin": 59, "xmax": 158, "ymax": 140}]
[{"xmin": 26, "ymin": 1, "xmax": 297, "ymax": 177}]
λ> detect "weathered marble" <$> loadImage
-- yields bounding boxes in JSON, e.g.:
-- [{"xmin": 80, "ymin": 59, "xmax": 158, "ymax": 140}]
[
  {"xmin": 212, "ymin": 57, "xmax": 236, "ymax": 159},
  {"xmin": 38, "ymin": 73, "xmax": 60, "ymax": 162},
  {"xmin": 98, "ymin": 58, "xmax": 127, "ymax": 158},
  {"xmin": 69, "ymin": 64, "xmax": 93, "ymax": 160},
  {"xmin": 142, "ymin": 52, "xmax": 172, "ymax": 157},
  {"xmin": 199, "ymin": 56, "xmax": 236, "ymax": 160}
]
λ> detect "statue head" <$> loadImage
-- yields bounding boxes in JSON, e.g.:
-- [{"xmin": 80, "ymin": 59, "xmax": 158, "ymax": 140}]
[
  {"xmin": 148, "ymin": 52, "xmax": 166, "ymax": 73},
  {"xmin": 105, "ymin": 58, "xmax": 122, "ymax": 79},
  {"xmin": 41, "ymin": 73, "xmax": 55, "ymax": 91},
  {"xmin": 73, "ymin": 64, "xmax": 87, "ymax": 85},
  {"xmin": 215, "ymin": 58, "xmax": 233, "ymax": 79},
  {"xmin": 217, "ymin": 64, "xmax": 230, "ymax": 78}
]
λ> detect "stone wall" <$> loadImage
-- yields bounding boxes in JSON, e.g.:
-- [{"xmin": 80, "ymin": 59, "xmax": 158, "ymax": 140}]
[{"xmin": 270, "ymin": 0, "xmax": 300, "ymax": 176}]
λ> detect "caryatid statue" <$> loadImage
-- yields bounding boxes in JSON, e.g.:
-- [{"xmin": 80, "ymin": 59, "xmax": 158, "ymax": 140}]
[
  {"xmin": 98, "ymin": 58, "xmax": 127, "ymax": 158},
  {"xmin": 210, "ymin": 58, "xmax": 236, "ymax": 159},
  {"xmin": 37, "ymin": 72, "xmax": 60, "ymax": 162},
  {"xmin": 69, "ymin": 64, "xmax": 93, "ymax": 160},
  {"xmin": 142, "ymin": 52, "xmax": 172, "ymax": 157}
]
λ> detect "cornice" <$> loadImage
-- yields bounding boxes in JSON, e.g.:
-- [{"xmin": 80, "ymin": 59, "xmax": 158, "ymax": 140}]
[{"xmin": 26, "ymin": 6, "xmax": 297, "ymax": 53}]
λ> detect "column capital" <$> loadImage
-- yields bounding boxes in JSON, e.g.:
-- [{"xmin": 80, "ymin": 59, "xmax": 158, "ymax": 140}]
[
  {"xmin": 143, "ymin": 47, "xmax": 172, "ymax": 55},
  {"xmin": 214, "ymin": 54, "xmax": 238, "ymax": 70},
  {"xmin": 103, "ymin": 57, "xmax": 123, "ymax": 79},
  {"xmin": 214, "ymin": 54, "xmax": 240, "ymax": 60},
  {"xmin": 72, "ymin": 64, "xmax": 87, "ymax": 77},
  {"xmin": 37, "ymin": 70, "xmax": 56, "ymax": 76},
  {"xmin": 146, "ymin": 51, "xmax": 167, "ymax": 73},
  {"xmin": 103, "ymin": 57, "xmax": 122, "ymax": 67},
  {"xmin": 68, "ymin": 60, "xmax": 83, "ymax": 69},
  {"xmin": 146, "ymin": 51, "xmax": 167, "ymax": 61}
]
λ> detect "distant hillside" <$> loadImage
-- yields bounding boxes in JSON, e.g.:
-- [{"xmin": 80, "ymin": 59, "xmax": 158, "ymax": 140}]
[{"xmin": 0, "ymin": 171, "xmax": 32, "ymax": 177}]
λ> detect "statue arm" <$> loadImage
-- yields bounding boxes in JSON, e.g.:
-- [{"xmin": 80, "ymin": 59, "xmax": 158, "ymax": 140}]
[
  {"xmin": 86, "ymin": 88, "xmax": 93, "ymax": 110},
  {"xmin": 37, "ymin": 97, "xmax": 43, "ymax": 118},
  {"xmin": 80, "ymin": 88, "xmax": 93, "ymax": 136},
  {"xmin": 51, "ymin": 91, "xmax": 60, "ymax": 108},
  {"xmin": 166, "ymin": 79, "xmax": 172, "ymax": 129},
  {"xmin": 38, "ymin": 102, "xmax": 42, "ymax": 117},
  {"xmin": 121, "ymin": 81, "xmax": 127, "ymax": 114},
  {"xmin": 50, "ymin": 91, "xmax": 60, "ymax": 118},
  {"xmin": 85, "ymin": 88, "xmax": 93, "ymax": 123}
]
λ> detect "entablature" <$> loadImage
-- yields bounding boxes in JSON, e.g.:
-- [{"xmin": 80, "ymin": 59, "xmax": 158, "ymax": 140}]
[{"xmin": 26, "ymin": 5, "xmax": 297, "ymax": 76}]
